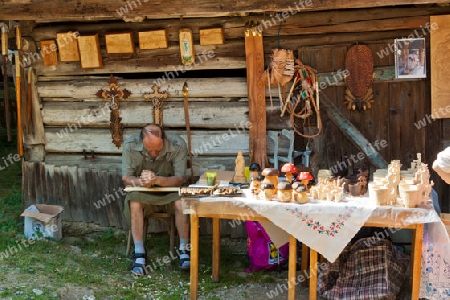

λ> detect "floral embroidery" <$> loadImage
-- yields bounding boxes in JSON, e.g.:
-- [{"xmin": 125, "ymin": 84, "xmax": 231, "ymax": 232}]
[{"xmin": 287, "ymin": 206, "xmax": 356, "ymax": 236}]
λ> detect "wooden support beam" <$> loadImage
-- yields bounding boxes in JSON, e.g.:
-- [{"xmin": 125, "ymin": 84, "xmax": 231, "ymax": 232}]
[
  {"xmin": 0, "ymin": 0, "xmax": 449, "ymax": 22},
  {"xmin": 319, "ymin": 91, "xmax": 388, "ymax": 169}
]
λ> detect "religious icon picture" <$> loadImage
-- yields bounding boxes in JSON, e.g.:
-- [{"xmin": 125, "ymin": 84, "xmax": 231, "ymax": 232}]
[{"xmin": 394, "ymin": 38, "xmax": 426, "ymax": 79}]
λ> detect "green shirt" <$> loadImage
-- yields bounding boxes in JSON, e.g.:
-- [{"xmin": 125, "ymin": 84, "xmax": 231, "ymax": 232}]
[{"xmin": 121, "ymin": 132, "xmax": 188, "ymax": 178}]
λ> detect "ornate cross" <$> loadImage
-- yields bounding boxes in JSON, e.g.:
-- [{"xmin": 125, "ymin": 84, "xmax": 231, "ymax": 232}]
[
  {"xmin": 95, "ymin": 74, "xmax": 132, "ymax": 148},
  {"xmin": 143, "ymin": 85, "xmax": 168, "ymax": 126}
]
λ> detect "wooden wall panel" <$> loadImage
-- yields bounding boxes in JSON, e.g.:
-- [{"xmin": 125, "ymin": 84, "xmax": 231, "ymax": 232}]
[{"xmin": 431, "ymin": 15, "xmax": 450, "ymax": 118}]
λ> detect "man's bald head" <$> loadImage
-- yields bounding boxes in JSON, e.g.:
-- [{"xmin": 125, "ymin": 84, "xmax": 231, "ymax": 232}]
[
  {"xmin": 140, "ymin": 124, "xmax": 165, "ymax": 159},
  {"xmin": 140, "ymin": 124, "xmax": 165, "ymax": 140}
]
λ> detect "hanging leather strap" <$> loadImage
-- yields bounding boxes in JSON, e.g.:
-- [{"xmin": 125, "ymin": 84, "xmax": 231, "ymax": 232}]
[{"xmin": 182, "ymin": 82, "xmax": 194, "ymax": 183}]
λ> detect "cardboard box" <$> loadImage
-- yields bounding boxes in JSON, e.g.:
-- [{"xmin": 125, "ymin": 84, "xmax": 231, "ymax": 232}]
[{"xmin": 20, "ymin": 204, "xmax": 64, "ymax": 240}]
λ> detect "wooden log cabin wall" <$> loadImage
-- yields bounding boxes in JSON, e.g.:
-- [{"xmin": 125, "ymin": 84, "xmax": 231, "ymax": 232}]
[{"xmin": 2, "ymin": 2, "xmax": 450, "ymax": 233}]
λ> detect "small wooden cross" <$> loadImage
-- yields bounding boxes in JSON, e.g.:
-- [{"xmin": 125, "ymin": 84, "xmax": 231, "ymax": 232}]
[
  {"xmin": 143, "ymin": 85, "xmax": 168, "ymax": 126},
  {"xmin": 95, "ymin": 74, "xmax": 132, "ymax": 148}
]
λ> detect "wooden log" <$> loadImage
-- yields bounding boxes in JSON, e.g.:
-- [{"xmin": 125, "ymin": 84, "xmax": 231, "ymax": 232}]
[
  {"xmin": 30, "ymin": 6, "xmax": 450, "ymax": 42},
  {"xmin": 36, "ymin": 77, "xmax": 249, "ymax": 100},
  {"xmin": 40, "ymin": 100, "xmax": 291, "ymax": 130},
  {"xmin": 43, "ymin": 128, "xmax": 293, "ymax": 156},
  {"xmin": 44, "ymin": 153, "xmax": 248, "ymax": 176},
  {"xmin": 1, "ymin": 0, "xmax": 449, "ymax": 22},
  {"xmin": 41, "ymin": 101, "xmax": 248, "ymax": 128}
]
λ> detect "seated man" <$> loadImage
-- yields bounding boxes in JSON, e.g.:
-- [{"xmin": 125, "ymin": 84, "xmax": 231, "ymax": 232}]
[{"xmin": 122, "ymin": 123, "xmax": 190, "ymax": 275}]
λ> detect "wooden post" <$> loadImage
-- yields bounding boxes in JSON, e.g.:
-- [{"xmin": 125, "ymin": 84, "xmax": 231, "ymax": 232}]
[
  {"xmin": 15, "ymin": 24, "xmax": 23, "ymax": 156},
  {"xmin": 245, "ymin": 21, "xmax": 268, "ymax": 168},
  {"xmin": 1, "ymin": 23, "xmax": 11, "ymax": 142}
]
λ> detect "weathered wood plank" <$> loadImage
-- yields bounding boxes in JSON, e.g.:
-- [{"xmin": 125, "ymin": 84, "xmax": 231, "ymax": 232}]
[
  {"xmin": 319, "ymin": 90, "xmax": 388, "ymax": 169},
  {"xmin": 44, "ymin": 153, "xmax": 249, "ymax": 177},
  {"xmin": 0, "ymin": 0, "xmax": 447, "ymax": 21},
  {"xmin": 23, "ymin": 69, "xmax": 46, "ymax": 146},
  {"xmin": 67, "ymin": 166, "xmax": 83, "ymax": 222},
  {"xmin": 41, "ymin": 96, "xmax": 290, "ymax": 130},
  {"xmin": 41, "ymin": 101, "xmax": 248, "ymax": 128},
  {"xmin": 44, "ymin": 128, "xmax": 293, "ymax": 156},
  {"xmin": 36, "ymin": 68, "xmax": 400, "ymax": 102},
  {"xmin": 31, "ymin": 7, "xmax": 447, "ymax": 41},
  {"xmin": 37, "ymin": 77, "xmax": 249, "ymax": 100}
]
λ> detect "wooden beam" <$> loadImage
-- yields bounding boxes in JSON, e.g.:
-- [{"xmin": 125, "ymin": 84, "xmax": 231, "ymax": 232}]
[
  {"xmin": 319, "ymin": 90, "xmax": 389, "ymax": 169},
  {"xmin": 31, "ymin": 6, "xmax": 450, "ymax": 41},
  {"xmin": 44, "ymin": 128, "xmax": 293, "ymax": 156},
  {"xmin": 0, "ymin": 0, "xmax": 448, "ymax": 21}
]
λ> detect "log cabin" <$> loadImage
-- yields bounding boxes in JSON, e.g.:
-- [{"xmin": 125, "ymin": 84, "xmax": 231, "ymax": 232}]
[{"xmin": 1, "ymin": 0, "xmax": 450, "ymax": 235}]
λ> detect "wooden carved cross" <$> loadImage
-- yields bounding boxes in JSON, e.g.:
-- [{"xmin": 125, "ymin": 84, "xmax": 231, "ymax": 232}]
[
  {"xmin": 143, "ymin": 85, "xmax": 168, "ymax": 126},
  {"xmin": 95, "ymin": 74, "xmax": 132, "ymax": 148}
]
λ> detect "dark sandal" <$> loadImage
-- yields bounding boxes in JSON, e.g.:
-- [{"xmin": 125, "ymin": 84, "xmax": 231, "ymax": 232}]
[
  {"xmin": 178, "ymin": 250, "xmax": 190, "ymax": 271},
  {"xmin": 130, "ymin": 252, "xmax": 147, "ymax": 276}
]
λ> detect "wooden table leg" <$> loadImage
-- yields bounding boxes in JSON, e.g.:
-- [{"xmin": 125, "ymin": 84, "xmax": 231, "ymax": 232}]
[
  {"xmin": 190, "ymin": 213, "xmax": 199, "ymax": 300},
  {"xmin": 212, "ymin": 217, "xmax": 220, "ymax": 282},
  {"xmin": 411, "ymin": 223, "xmax": 424, "ymax": 300},
  {"xmin": 309, "ymin": 248, "xmax": 318, "ymax": 300},
  {"xmin": 301, "ymin": 243, "xmax": 309, "ymax": 287},
  {"xmin": 288, "ymin": 235, "xmax": 297, "ymax": 300}
]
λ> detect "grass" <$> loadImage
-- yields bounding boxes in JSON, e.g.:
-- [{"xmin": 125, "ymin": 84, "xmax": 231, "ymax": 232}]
[{"xmin": 0, "ymin": 127, "xmax": 290, "ymax": 299}]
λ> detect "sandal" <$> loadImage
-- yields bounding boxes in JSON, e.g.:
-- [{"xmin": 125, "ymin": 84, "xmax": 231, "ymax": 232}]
[
  {"xmin": 178, "ymin": 250, "xmax": 190, "ymax": 271},
  {"xmin": 130, "ymin": 252, "xmax": 147, "ymax": 276}
]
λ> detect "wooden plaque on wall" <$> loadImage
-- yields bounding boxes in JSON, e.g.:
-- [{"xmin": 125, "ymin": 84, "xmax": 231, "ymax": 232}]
[
  {"xmin": 200, "ymin": 28, "xmax": 224, "ymax": 45},
  {"xmin": 431, "ymin": 15, "xmax": 450, "ymax": 118},
  {"xmin": 179, "ymin": 28, "xmax": 195, "ymax": 65},
  {"xmin": 56, "ymin": 32, "xmax": 80, "ymax": 62},
  {"xmin": 105, "ymin": 32, "xmax": 134, "ymax": 54},
  {"xmin": 138, "ymin": 30, "xmax": 168, "ymax": 50},
  {"xmin": 40, "ymin": 40, "xmax": 59, "ymax": 66},
  {"xmin": 77, "ymin": 34, "xmax": 103, "ymax": 69}
]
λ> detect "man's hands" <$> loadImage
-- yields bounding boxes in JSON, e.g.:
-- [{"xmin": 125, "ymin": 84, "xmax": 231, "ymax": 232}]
[{"xmin": 139, "ymin": 170, "xmax": 158, "ymax": 187}]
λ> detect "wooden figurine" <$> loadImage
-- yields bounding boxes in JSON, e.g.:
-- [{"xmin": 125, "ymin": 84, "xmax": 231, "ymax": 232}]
[
  {"xmin": 143, "ymin": 85, "xmax": 168, "ymax": 126},
  {"xmin": 233, "ymin": 151, "xmax": 247, "ymax": 183}
]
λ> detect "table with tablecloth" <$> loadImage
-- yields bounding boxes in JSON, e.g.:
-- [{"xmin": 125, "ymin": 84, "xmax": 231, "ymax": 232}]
[{"xmin": 183, "ymin": 189, "xmax": 449, "ymax": 299}]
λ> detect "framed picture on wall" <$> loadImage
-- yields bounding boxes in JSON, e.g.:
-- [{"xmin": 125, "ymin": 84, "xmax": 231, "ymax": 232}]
[{"xmin": 394, "ymin": 38, "xmax": 426, "ymax": 79}]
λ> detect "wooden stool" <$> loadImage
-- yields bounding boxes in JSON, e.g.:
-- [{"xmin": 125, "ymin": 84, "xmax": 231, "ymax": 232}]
[{"xmin": 126, "ymin": 212, "xmax": 176, "ymax": 256}]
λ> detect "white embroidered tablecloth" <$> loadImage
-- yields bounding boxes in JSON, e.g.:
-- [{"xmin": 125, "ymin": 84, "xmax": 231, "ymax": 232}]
[
  {"xmin": 420, "ymin": 221, "xmax": 450, "ymax": 299},
  {"xmin": 187, "ymin": 189, "xmax": 448, "ymax": 297},
  {"xmin": 200, "ymin": 190, "xmax": 378, "ymax": 262}
]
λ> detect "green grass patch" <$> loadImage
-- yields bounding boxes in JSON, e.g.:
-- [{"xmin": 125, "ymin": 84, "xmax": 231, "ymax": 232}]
[{"xmin": 0, "ymin": 127, "xmax": 291, "ymax": 299}]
